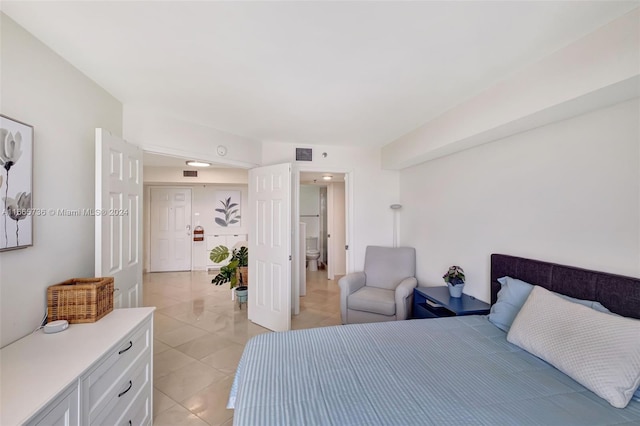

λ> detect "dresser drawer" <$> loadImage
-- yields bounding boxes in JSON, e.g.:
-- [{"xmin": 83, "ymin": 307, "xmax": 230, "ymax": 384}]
[
  {"xmin": 126, "ymin": 392, "xmax": 151, "ymax": 426},
  {"xmin": 25, "ymin": 384, "xmax": 79, "ymax": 426},
  {"xmin": 82, "ymin": 318, "xmax": 151, "ymax": 421},
  {"xmin": 109, "ymin": 385, "xmax": 151, "ymax": 426},
  {"xmin": 91, "ymin": 358, "xmax": 150, "ymax": 425}
]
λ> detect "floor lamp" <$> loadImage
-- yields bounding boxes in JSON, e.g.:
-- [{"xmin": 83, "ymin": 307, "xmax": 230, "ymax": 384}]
[{"xmin": 390, "ymin": 204, "xmax": 402, "ymax": 247}]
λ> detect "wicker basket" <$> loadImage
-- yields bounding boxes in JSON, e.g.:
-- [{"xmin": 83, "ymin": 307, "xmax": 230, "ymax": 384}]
[{"xmin": 47, "ymin": 277, "xmax": 114, "ymax": 324}]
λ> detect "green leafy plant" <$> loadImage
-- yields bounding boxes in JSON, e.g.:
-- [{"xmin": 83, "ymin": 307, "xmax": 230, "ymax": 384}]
[
  {"xmin": 210, "ymin": 245, "xmax": 248, "ymax": 288},
  {"xmin": 215, "ymin": 197, "xmax": 241, "ymax": 227},
  {"xmin": 443, "ymin": 265, "xmax": 465, "ymax": 286}
]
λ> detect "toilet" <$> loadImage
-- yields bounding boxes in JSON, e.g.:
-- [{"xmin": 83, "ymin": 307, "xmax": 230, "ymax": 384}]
[{"xmin": 306, "ymin": 237, "xmax": 320, "ymax": 271}]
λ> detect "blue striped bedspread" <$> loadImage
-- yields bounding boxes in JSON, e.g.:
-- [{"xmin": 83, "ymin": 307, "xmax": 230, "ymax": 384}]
[{"xmin": 229, "ymin": 315, "xmax": 640, "ymax": 425}]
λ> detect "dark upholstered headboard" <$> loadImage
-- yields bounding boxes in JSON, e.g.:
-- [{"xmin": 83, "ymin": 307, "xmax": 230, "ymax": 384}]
[{"xmin": 491, "ymin": 254, "xmax": 640, "ymax": 319}]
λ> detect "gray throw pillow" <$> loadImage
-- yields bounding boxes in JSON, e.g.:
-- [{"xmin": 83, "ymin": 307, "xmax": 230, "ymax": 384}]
[
  {"xmin": 507, "ymin": 286, "xmax": 640, "ymax": 408},
  {"xmin": 488, "ymin": 276, "xmax": 611, "ymax": 332}
]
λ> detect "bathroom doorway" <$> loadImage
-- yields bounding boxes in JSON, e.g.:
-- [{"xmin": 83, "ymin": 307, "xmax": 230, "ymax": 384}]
[
  {"xmin": 291, "ymin": 168, "xmax": 351, "ymax": 316},
  {"xmin": 299, "ymin": 172, "xmax": 347, "ymax": 282}
]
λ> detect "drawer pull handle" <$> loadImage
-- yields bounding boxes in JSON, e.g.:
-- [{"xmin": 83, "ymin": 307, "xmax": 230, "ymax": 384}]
[
  {"xmin": 118, "ymin": 341, "xmax": 133, "ymax": 354},
  {"xmin": 118, "ymin": 380, "xmax": 132, "ymax": 397}
]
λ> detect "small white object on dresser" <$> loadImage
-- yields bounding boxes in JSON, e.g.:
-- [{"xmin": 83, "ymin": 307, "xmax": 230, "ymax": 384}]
[{"xmin": 1, "ymin": 307, "xmax": 155, "ymax": 426}]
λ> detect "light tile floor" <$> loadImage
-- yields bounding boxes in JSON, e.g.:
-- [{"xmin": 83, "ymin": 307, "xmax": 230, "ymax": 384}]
[{"xmin": 144, "ymin": 269, "xmax": 341, "ymax": 426}]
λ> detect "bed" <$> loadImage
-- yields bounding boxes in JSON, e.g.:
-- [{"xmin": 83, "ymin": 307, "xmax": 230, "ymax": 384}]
[{"xmin": 229, "ymin": 254, "xmax": 640, "ymax": 425}]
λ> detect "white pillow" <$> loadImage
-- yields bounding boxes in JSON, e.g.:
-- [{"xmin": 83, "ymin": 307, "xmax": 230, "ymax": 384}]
[{"xmin": 507, "ymin": 286, "xmax": 640, "ymax": 408}]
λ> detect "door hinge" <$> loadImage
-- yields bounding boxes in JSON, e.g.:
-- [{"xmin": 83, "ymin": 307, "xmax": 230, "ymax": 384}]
[
  {"xmin": 289, "ymin": 255, "xmax": 292, "ymax": 261},
  {"xmin": 345, "ymin": 245, "xmax": 349, "ymax": 250}
]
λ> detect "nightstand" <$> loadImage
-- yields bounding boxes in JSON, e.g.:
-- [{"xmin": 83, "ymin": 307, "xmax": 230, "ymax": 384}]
[{"xmin": 413, "ymin": 286, "xmax": 490, "ymax": 319}]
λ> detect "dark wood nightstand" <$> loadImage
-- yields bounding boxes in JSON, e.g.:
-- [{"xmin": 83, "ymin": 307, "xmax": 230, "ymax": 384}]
[{"xmin": 413, "ymin": 286, "xmax": 490, "ymax": 319}]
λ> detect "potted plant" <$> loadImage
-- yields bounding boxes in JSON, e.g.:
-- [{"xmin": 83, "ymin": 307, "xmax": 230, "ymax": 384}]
[
  {"xmin": 443, "ymin": 265, "xmax": 465, "ymax": 298},
  {"xmin": 210, "ymin": 245, "xmax": 249, "ymax": 304}
]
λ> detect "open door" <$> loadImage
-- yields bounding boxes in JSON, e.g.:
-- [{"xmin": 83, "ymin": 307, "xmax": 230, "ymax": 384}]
[
  {"xmin": 327, "ymin": 181, "xmax": 347, "ymax": 280},
  {"xmin": 95, "ymin": 129, "xmax": 143, "ymax": 308},
  {"xmin": 291, "ymin": 167, "xmax": 300, "ymax": 315},
  {"xmin": 248, "ymin": 163, "xmax": 291, "ymax": 332}
]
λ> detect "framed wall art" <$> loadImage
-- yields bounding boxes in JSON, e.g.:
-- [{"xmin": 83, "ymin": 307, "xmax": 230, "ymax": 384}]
[
  {"xmin": 214, "ymin": 190, "xmax": 241, "ymax": 227},
  {"xmin": 0, "ymin": 115, "xmax": 33, "ymax": 251}
]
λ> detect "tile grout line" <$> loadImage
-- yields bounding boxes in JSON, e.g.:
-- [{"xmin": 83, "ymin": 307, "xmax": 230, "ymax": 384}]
[{"xmin": 146, "ymin": 269, "xmax": 341, "ymax": 425}]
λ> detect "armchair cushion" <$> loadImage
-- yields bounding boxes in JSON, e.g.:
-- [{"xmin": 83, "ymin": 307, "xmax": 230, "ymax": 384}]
[
  {"xmin": 364, "ymin": 246, "xmax": 416, "ymax": 290},
  {"xmin": 348, "ymin": 287, "xmax": 396, "ymax": 316},
  {"xmin": 339, "ymin": 272, "xmax": 367, "ymax": 323},
  {"xmin": 338, "ymin": 272, "xmax": 366, "ymax": 296},
  {"xmin": 395, "ymin": 277, "xmax": 419, "ymax": 320}
]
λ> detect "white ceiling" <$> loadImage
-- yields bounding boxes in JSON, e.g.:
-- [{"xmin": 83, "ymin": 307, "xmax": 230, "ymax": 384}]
[
  {"xmin": 300, "ymin": 172, "xmax": 345, "ymax": 185},
  {"xmin": 2, "ymin": 1, "xmax": 637, "ymax": 148},
  {"xmin": 143, "ymin": 151, "xmax": 232, "ymax": 168}
]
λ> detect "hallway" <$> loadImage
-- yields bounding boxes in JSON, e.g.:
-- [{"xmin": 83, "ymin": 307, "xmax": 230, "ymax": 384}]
[{"xmin": 144, "ymin": 269, "xmax": 341, "ymax": 425}]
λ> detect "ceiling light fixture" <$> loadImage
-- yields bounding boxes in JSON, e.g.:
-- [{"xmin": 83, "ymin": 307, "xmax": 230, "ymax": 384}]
[
  {"xmin": 322, "ymin": 175, "xmax": 333, "ymax": 181},
  {"xmin": 186, "ymin": 160, "xmax": 211, "ymax": 167}
]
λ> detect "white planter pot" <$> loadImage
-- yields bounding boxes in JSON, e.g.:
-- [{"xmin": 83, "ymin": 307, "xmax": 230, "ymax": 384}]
[{"xmin": 447, "ymin": 283, "xmax": 465, "ymax": 298}]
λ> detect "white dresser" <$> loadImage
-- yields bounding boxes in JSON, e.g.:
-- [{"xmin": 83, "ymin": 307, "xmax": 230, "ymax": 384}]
[{"xmin": 0, "ymin": 307, "xmax": 155, "ymax": 426}]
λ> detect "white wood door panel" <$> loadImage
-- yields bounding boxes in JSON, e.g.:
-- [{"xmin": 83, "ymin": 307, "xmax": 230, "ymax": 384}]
[
  {"xmin": 291, "ymin": 169, "xmax": 300, "ymax": 315},
  {"xmin": 255, "ymin": 260, "xmax": 266, "ymax": 308},
  {"xmin": 270, "ymin": 264, "xmax": 283, "ymax": 312},
  {"xmin": 149, "ymin": 187, "xmax": 192, "ymax": 272},
  {"xmin": 127, "ymin": 193, "xmax": 139, "ymax": 267},
  {"xmin": 249, "ymin": 163, "xmax": 291, "ymax": 331},
  {"xmin": 95, "ymin": 129, "xmax": 142, "ymax": 309},
  {"xmin": 174, "ymin": 204, "xmax": 188, "ymax": 261},
  {"xmin": 127, "ymin": 286, "xmax": 138, "ymax": 308}
]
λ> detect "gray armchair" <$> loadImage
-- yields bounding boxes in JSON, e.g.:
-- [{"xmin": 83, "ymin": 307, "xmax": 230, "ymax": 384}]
[{"xmin": 339, "ymin": 246, "xmax": 417, "ymax": 324}]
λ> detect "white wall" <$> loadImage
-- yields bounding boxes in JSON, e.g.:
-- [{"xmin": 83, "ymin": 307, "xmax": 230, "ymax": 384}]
[
  {"xmin": 300, "ymin": 185, "xmax": 320, "ymax": 240},
  {"xmin": 383, "ymin": 8, "xmax": 640, "ymax": 170},
  {"xmin": 191, "ymin": 184, "xmax": 249, "ymax": 270},
  {"xmin": 0, "ymin": 14, "xmax": 123, "ymax": 347},
  {"xmin": 124, "ymin": 105, "xmax": 262, "ymax": 168},
  {"xmin": 263, "ymin": 142, "xmax": 399, "ymax": 271},
  {"xmin": 142, "ymin": 166, "xmax": 248, "ymax": 272},
  {"xmin": 144, "ymin": 166, "xmax": 248, "ymax": 185},
  {"xmin": 300, "ymin": 185, "xmax": 320, "ymax": 216},
  {"xmin": 399, "ymin": 99, "xmax": 640, "ymax": 303}
]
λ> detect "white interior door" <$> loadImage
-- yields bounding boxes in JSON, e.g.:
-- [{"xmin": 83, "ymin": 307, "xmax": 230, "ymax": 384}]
[
  {"xmin": 328, "ymin": 182, "xmax": 346, "ymax": 279},
  {"xmin": 291, "ymin": 167, "xmax": 300, "ymax": 315},
  {"xmin": 248, "ymin": 163, "xmax": 291, "ymax": 331},
  {"xmin": 327, "ymin": 183, "xmax": 334, "ymax": 280},
  {"xmin": 95, "ymin": 129, "xmax": 142, "ymax": 309},
  {"xmin": 299, "ymin": 222, "xmax": 306, "ymax": 297},
  {"xmin": 149, "ymin": 187, "xmax": 192, "ymax": 272}
]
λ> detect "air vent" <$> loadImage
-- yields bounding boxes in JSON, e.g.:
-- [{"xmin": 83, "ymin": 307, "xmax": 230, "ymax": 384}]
[
  {"xmin": 296, "ymin": 148, "xmax": 312, "ymax": 161},
  {"xmin": 183, "ymin": 170, "xmax": 198, "ymax": 177}
]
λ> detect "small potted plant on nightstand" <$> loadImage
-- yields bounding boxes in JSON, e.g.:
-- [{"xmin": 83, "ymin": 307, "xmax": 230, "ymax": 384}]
[{"xmin": 443, "ymin": 265, "xmax": 465, "ymax": 298}]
